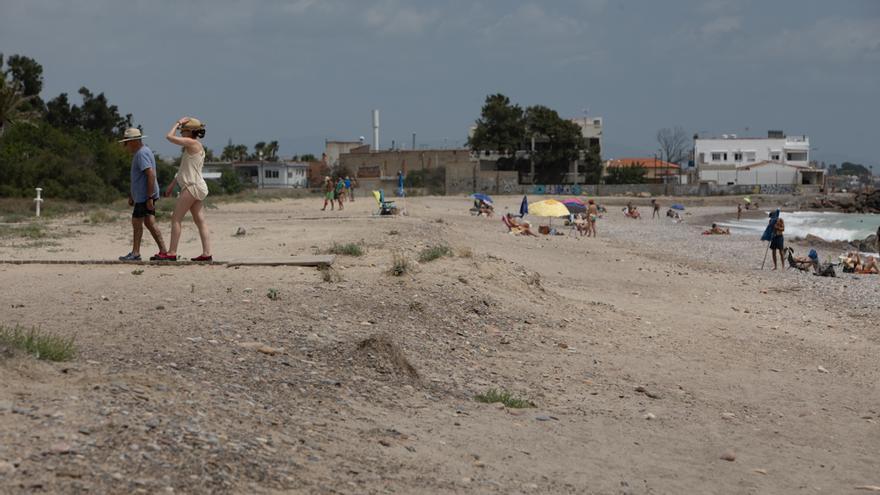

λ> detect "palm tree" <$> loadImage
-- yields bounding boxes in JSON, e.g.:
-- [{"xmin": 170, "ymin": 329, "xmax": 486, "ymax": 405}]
[{"xmin": 0, "ymin": 77, "xmax": 38, "ymax": 138}]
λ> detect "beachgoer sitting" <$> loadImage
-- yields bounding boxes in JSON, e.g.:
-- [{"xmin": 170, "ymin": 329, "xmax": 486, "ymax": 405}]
[
  {"xmin": 787, "ymin": 248, "xmax": 820, "ymax": 273},
  {"xmin": 702, "ymin": 223, "xmax": 730, "ymax": 235},
  {"xmin": 503, "ymin": 213, "xmax": 537, "ymax": 237},
  {"xmin": 623, "ymin": 206, "xmax": 641, "ymax": 219},
  {"xmin": 841, "ymin": 251, "xmax": 862, "ymax": 273},
  {"xmin": 666, "ymin": 208, "xmax": 683, "ymax": 222},
  {"xmin": 859, "ymin": 255, "xmax": 879, "ymax": 274},
  {"xmin": 478, "ymin": 200, "xmax": 494, "ymax": 217}
]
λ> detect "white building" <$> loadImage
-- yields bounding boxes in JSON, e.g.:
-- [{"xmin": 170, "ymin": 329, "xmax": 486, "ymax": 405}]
[
  {"xmin": 696, "ymin": 131, "xmax": 821, "ymax": 185},
  {"xmin": 569, "ymin": 116, "xmax": 603, "ymax": 154},
  {"xmin": 232, "ymin": 161, "xmax": 309, "ymax": 188}
]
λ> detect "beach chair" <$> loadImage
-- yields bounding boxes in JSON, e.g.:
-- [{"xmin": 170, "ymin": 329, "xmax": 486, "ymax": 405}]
[{"xmin": 372, "ymin": 190, "xmax": 397, "ymax": 216}]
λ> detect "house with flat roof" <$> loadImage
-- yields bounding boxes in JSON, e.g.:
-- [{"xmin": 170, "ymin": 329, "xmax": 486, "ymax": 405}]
[
  {"xmin": 696, "ymin": 131, "xmax": 821, "ymax": 185},
  {"xmin": 230, "ymin": 161, "xmax": 309, "ymax": 188}
]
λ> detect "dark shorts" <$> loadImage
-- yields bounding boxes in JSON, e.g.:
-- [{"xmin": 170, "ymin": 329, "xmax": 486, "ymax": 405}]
[
  {"xmin": 132, "ymin": 200, "xmax": 157, "ymax": 219},
  {"xmin": 770, "ymin": 235, "xmax": 784, "ymax": 250}
]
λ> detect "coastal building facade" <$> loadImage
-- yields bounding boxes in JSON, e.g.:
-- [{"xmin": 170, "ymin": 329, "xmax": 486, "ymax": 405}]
[
  {"xmin": 696, "ymin": 131, "xmax": 822, "ymax": 185},
  {"xmin": 231, "ymin": 161, "xmax": 309, "ymax": 188}
]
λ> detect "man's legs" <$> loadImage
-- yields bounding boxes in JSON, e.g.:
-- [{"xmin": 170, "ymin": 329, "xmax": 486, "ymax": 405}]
[
  {"xmin": 143, "ymin": 214, "xmax": 167, "ymax": 254},
  {"xmin": 131, "ymin": 217, "xmax": 144, "ymax": 255},
  {"xmin": 771, "ymin": 248, "xmax": 780, "ymax": 270}
]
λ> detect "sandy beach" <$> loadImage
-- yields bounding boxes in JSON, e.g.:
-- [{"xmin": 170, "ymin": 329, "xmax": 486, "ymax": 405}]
[{"xmin": 1, "ymin": 194, "xmax": 878, "ymax": 494}]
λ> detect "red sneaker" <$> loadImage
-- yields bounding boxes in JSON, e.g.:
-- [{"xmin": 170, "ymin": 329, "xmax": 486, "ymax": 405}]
[
  {"xmin": 191, "ymin": 255, "xmax": 213, "ymax": 262},
  {"xmin": 153, "ymin": 253, "xmax": 178, "ymax": 261}
]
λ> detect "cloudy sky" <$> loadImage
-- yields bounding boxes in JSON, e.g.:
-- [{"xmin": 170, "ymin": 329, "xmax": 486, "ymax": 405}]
[{"xmin": 2, "ymin": 0, "xmax": 878, "ymax": 165}]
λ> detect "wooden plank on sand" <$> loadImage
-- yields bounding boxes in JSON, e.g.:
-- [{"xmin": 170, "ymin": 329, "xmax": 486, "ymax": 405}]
[
  {"xmin": 224, "ymin": 255, "xmax": 335, "ymax": 268},
  {"xmin": 0, "ymin": 255, "xmax": 335, "ymax": 268}
]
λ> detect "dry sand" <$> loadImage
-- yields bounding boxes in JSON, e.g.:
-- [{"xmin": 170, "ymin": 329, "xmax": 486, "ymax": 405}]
[{"xmin": 1, "ymin": 194, "xmax": 878, "ymax": 494}]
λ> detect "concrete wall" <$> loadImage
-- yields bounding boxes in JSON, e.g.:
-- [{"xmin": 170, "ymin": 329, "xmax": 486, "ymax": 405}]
[{"xmin": 699, "ymin": 168, "xmax": 799, "ymax": 185}]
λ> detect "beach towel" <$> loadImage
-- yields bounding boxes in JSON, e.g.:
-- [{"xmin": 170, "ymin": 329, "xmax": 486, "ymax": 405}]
[{"xmin": 761, "ymin": 209, "xmax": 780, "ymax": 242}]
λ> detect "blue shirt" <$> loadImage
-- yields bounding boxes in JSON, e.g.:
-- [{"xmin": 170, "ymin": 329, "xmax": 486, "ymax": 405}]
[{"xmin": 130, "ymin": 145, "xmax": 159, "ymax": 203}]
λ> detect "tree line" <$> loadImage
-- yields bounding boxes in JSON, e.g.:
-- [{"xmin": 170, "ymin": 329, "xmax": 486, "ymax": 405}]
[{"xmin": 0, "ymin": 53, "xmax": 316, "ymax": 202}]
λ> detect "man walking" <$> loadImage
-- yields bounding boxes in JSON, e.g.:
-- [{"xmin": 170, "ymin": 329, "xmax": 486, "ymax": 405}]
[{"xmin": 118, "ymin": 128, "xmax": 166, "ymax": 261}]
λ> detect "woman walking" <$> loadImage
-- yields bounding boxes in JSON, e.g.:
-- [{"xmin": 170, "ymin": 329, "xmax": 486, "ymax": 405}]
[{"xmin": 155, "ymin": 117, "xmax": 212, "ymax": 262}]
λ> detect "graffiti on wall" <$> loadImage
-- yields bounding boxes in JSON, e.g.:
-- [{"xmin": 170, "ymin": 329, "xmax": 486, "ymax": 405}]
[{"xmin": 532, "ymin": 185, "xmax": 583, "ymax": 195}]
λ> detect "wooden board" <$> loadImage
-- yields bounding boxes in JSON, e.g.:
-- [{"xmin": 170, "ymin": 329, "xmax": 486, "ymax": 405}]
[
  {"xmin": 224, "ymin": 256, "xmax": 335, "ymax": 268},
  {"xmin": 0, "ymin": 255, "xmax": 335, "ymax": 268}
]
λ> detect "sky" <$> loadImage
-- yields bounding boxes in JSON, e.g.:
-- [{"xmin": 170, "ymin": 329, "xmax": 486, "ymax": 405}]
[{"xmin": 1, "ymin": 0, "xmax": 878, "ymax": 166}]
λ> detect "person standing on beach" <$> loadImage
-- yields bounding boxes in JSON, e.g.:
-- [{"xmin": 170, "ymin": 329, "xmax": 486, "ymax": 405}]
[
  {"xmin": 762, "ymin": 209, "xmax": 785, "ymax": 270},
  {"xmin": 321, "ymin": 177, "xmax": 334, "ymax": 211},
  {"xmin": 737, "ymin": 203, "xmax": 742, "ymax": 221},
  {"xmin": 651, "ymin": 199, "xmax": 660, "ymax": 219},
  {"xmin": 155, "ymin": 117, "xmax": 212, "ymax": 262},
  {"xmin": 118, "ymin": 128, "xmax": 167, "ymax": 261},
  {"xmin": 334, "ymin": 177, "xmax": 345, "ymax": 210},
  {"xmin": 397, "ymin": 170, "xmax": 406, "ymax": 198},
  {"xmin": 587, "ymin": 199, "xmax": 599, "ymax": 237},
  {"xmin": 344, "ymin": 176, "xmax": 353, "ymax": 202},
  {"xmin": 876, "ymin": 225, "xmax": 879, "ymax": 257}
]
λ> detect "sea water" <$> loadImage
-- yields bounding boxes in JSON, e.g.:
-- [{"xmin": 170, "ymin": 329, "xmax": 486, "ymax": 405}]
[{"xmin": 722, "ymin": 211, "xmax": 880, "ymax": 242}]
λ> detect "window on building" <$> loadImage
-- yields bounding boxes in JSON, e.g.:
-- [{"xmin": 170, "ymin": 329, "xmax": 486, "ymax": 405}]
[
  {"xmin": 288, "ymin": 171, "xmax": 293, "ymax": 179},
  {"xmin": 734, "ymin": 152, "xmax": 743, "ymax": 161},
  {"xmin": 745, "ymin": 152, "xmax": 756, "ymax": 162},
  {"xmin": 711, "ymin": 152, "xmax": 722, "ymax": 161},
  {"xmin": 265, "ymin": 169, "xmax": 279, "ymax": 179},
  {"xmin": 770, "ymin": 152, "xmax": 781, "ymax": 161},
  {"xmin": 786, "ymin": 151, "xmax": 807, "ymax": 162}
]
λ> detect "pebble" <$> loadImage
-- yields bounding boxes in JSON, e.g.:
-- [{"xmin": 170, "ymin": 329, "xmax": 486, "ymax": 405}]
[
  {"xmin": 48, "ymin": 442, "xmax": 73, "ymax": 455},
  {"xmin": 721, "ymin": 412, "xmax": 736, "ymax": 420},
  {"xmin": 644, "ymin": 413, "xmax": 656, "ymax": 420},
  {"xmin": 817, "ymin": 366, "xmax": 830, "ymax": 373},
  {"xmin": 720, "ymin": 450, "xmax": 736, "ymax": 462}
]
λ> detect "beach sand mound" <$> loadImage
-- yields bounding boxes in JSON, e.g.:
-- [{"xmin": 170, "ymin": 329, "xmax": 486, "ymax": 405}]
[{"xmin": 352, "ymin": 333, "xmax": 420, "ymax": 385}]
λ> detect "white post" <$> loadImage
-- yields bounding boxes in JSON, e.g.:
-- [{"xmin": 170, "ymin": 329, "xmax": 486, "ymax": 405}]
[{"xmin": 34, "ymin": 188, "xmax": 43, "ymax": 217}]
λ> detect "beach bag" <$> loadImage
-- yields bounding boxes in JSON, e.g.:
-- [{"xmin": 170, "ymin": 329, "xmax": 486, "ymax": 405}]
[{"xmin": 817, "ymin": 263, "xmax": 836, "ymax": 277}]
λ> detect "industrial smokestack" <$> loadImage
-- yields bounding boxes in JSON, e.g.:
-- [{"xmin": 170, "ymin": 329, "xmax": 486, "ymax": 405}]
[{"xmin": 372, "ymin": 110, "xmax": 380, "ymax": 152}]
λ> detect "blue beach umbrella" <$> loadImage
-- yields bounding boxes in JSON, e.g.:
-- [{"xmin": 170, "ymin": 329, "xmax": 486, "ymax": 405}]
[
  {"xmin": 519, "ymin": 195, "xmax": 529, "ymax": 217},
  {"xmin": 671, "ymin": 203, "xmax": 686, "ymax": 211},
  {"xmin": 471, "ymin": 193, "xmax": 493, "ymax": 205}
]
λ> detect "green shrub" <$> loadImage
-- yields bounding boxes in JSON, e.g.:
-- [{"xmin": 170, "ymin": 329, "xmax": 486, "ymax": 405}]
[
  {"xmin": 418, "ymin": 244, "xmax": 453, "ymax": 263},
  {"xmin": 326, "ymin": 242, "xmax": 364, "ymax": 257},
  {"xmin": 474, "ymin": 389, "xmax": 534, "ymax": 408},
  {"xmin": 389, "ymin": 253, "xmax": 410, "ymax": 276},
  {"xmin": 0, "ymin": 326, "xmax": 76, "ymax": 361}
]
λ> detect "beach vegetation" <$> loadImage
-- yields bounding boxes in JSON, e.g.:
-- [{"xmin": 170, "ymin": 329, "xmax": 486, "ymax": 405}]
[
  {"xmin": 389, "ymin": 252, "xmax": 410, "ymax": 276},
  {"xmin": 475, "ymin": 389, "xmax": 534, "ymax": 408},
  {"xmin": 326, "ymin": 242, "xmax": 364, "ymax": 257},
  {"xmin": 0, "ymin": 325, "xmax": 76, "ymax": 361},
  {"xmin": 418, "ymin": 244, "xmax": 453, "ymax": 262}
]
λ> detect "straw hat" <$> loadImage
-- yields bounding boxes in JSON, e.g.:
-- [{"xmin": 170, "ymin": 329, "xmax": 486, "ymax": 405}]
[
  {"xmin": 180, "ymin": 118, "xmax": 205, "ymax": 131},
  {"xmin": 118, "ymin": 128, "xmax": 146, "ymax": 142}
]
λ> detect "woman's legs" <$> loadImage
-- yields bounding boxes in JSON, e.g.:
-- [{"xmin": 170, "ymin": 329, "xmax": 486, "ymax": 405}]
[
  {"xmin": 168, "ymin": 189, "xmax": 197, "ymax": 256},
  {"xmin": 190, "ymin": 199, "xmax": 212, "ymax": 256}
]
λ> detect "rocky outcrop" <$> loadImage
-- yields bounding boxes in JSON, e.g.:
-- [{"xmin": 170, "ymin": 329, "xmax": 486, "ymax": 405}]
[{"xmin": 810, "ymin": 190, "xmax": 880, "ymax": 213}]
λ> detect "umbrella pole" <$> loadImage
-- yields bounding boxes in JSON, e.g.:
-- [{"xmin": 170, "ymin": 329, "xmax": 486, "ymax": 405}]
[{"xmin": 761, "ymin": 235, "xmax": 773, "ymax": 270}]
